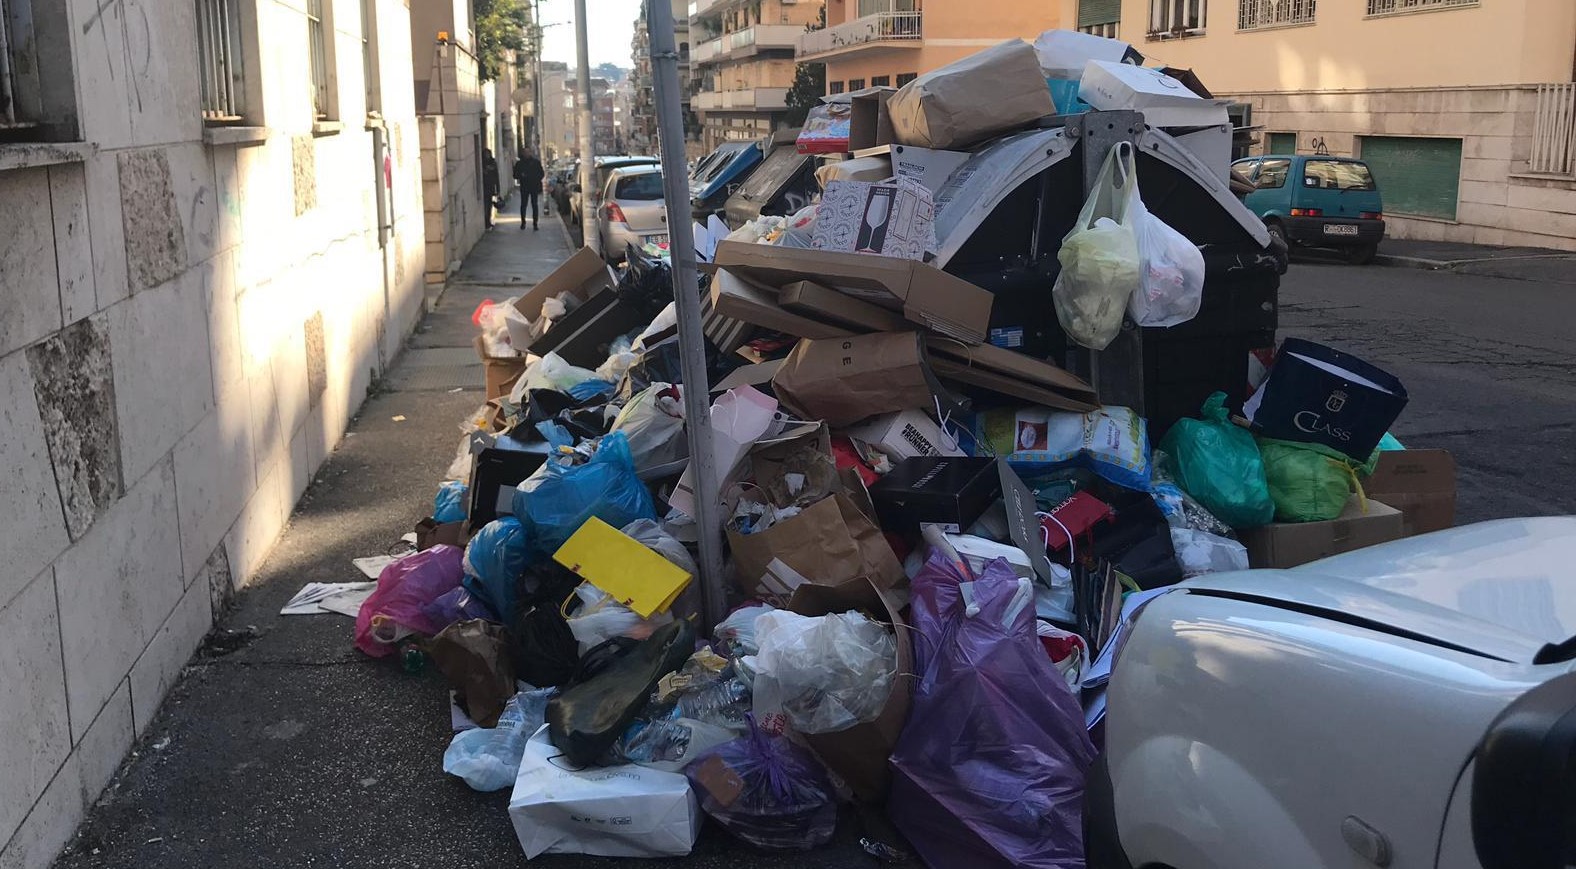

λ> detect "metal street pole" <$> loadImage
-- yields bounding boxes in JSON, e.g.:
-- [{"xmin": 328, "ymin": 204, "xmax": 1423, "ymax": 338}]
[
  {"xmin": 573, "ymin": 0, "xmax": 598, "ymax": 252},
  {"xmin": 647, "ymin": 0, "xmax": 726, "ymax": 627}
]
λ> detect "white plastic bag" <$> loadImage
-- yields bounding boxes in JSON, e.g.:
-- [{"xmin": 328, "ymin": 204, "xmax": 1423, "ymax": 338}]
[
  {"xmin": 443, "ymin": 688, "xmax": 556, "ymax": 791},
  {"xmin": 510, "ymin": 351, "xmax": 599, "ymax": 403},
  {"xmin": 1130, "ymin": 199, "xmax": 1205, "ymax": 327},
  {"xmin": 609, "ymin": 384, "xmax": 687, "ymax": 470},
  {"xmin": 565, "ymin": 583, "xmax": 674, "ymax": 655},
  {"xmin": 1170, "ymin": 527, "xmax": 1249, "ymax": 578},
  {"xmin": 746, "ymin": 610, "xmax": 897, "ymax": 736},
  {"xmin": 1052, "ymin": 141, "xmax": 1142, "ymax": 350},
  {"xmin": 508, "ymin": 727, "xmax": 701, "ymax": 859}
]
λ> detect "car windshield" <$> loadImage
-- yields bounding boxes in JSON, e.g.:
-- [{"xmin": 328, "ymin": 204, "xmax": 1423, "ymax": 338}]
[
  {"xmin": 614, "ymin": 172, "xmax": 664, "ymax": 201},
  {"xmin": 1303, "ymin": 159, "xmax": 1376, "ymax": 191}
]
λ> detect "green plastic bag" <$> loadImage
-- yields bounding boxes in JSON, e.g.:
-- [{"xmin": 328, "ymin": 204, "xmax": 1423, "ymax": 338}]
[
  {"xmin": 1158, "ymin": 393, "xmax": 1275, "ymax": 529},
  {"xmin": 1259, "ymin": 439, "xmax": 1355, "ymax": 523}
]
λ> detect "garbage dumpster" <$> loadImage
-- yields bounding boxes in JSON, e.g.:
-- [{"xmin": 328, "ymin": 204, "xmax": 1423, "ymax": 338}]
[
  {"xmin": 689, "ymin": 139, "xmax": 765, "ymax": 222},
  {"xmin": 723, "ymin": 130, "xmax": 821, "ymax": 230},
  {"xmin": 931, "ymin": 124, "xmax": 1283, "ymax": 439}
]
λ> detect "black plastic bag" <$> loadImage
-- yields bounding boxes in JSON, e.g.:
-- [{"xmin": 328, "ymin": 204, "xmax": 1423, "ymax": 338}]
[
  {"xmin": 546, "ymin": 619, "xmax": 697, "ymax": 766},
  {"xmin": 506, "ymin": 562, "xmax": 584, "ymax": 688},
  {"xmin": 616, "ymin": 245, "xmax": 675, "ymax": 322}
]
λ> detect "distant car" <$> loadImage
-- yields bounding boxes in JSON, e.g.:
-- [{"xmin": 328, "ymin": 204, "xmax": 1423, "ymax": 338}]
[
  {"xmin": 596, "ymin": 166, "xmax": 668, "ymax": 264},
  {"xmin": 569, "ymin": 155, "xmax": 661, "ymax": 230},
  {"xmin": 1233, "ymin": 154, "xmax": 1385, "ymax": 264},
  {"xmin": 548, "ymin": 165, "xmax": 576, "ymax": 215}
]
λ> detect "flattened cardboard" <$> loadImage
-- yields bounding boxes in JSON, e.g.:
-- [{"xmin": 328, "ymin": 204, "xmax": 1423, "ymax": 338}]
[
  {"xmin": 780, "ymin": 280, "xmax": 911, "ymax": 333},
  {"xmin": 998, "ymin": 461, "xmax": 1058, "ymax": 585},
  {"xmin": 770, "ymin": 332, "xmax": 964, "ymax": 428},
  {"xmin": 927, "ymin": 340, "xmax": 1098, "ymax": 413},
  {"xmin": 709, "ymin": 269, "xmax": 854, "ymax": 341},
  {"xmin": 713, "ymin": 240, "xmax": 991, "ymax": 344},
  {"xmin": 1238, "ymin": 495, "xmax": 1404, "ymax": 569},
  {"xmin": 787, "ymin": 576, "xmax": 912, "ymax": 802},
  {"xmin": 813, "ymin": 179, "xmax": 935, "ymax": 261},
  {"xmin": 1363, "ymin": 450, "xmax": 1457, "ymax": 537},
  {"xmin": 709, "ymin": 359, "xmax": 785, "ymax": 393},
  {"xmin": 506, "ymin": 247, "xmax": 618, "ymax": 349}
]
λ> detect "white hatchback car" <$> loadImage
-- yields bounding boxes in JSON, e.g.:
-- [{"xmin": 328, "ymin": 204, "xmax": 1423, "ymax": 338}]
[
  {"xmin": 1089, "ymin": 517, "xmax": 1576, "ymax": 869},
  {"xmin": 596, "ymin": 166, "xmax": 668, "ymax": 264}
]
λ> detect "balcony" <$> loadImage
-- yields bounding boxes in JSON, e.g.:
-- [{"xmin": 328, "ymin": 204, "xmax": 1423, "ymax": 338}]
[
  {"xmin": 693, "ymin": 91, "xmax": 723, "ymax": 110},
  {"xmin": 693, "ymin": 36, "xmax": 725, "ymax": 64},
  {"xmin": 692, "ymin": 87, "xmax": 789, "ymax": 112},
  {"xmin": 688, "ymin": 0, "xmax": 726, "ymax": 21},
  {"xmin": 796, "ymin": 11, "xmax": 923, "ymax": 61},
  {"xmin": 726, "ymin": 24, "xmax": 803, "ymax": 59}
]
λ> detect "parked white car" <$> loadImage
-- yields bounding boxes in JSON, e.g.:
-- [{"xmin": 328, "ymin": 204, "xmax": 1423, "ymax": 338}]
[
  {"xmin": 596, "ymin": 165, "xmax": 668, "ymax": 264},
  {"xmin": 1089, "ymin": 517, "xmax": 1576, "ymax": 869}
]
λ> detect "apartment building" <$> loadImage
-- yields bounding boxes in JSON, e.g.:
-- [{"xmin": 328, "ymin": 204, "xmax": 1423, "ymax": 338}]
[
  {"xmin": 0, "ymin": 0, "xmax": 427, "ymax": 865},
  {"xmin": 1096, "ymin": 0, "xmax": 1576, "ymax": 250},
  {"xmin": 630, "ymin": 0, "xmax": 704, "ymax": 158},
  {"xmin": 690, "ymin": 0, "xmax": 824, "ymax": 150},
  {"xmin": 797, "ymin": 0, "xmax": 1062, "ymax": 98},
  {"xmin": 539, "ymin": 61, "xmax": 576, "ymax": 161}
]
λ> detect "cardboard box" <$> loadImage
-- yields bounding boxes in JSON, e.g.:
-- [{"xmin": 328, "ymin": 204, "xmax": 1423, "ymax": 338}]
[
  {"xmin": 713, "ymin": 239, "xmax": 992, "ymax": 344},
  {"xmin": 1034, "ymin": 29, "xmax": 1142, "ymax": 79},
  {"xmin": 779, "ymin": 279, "xmax": 910, "ymax": 333},
  {"xmin": 1363, "ymin": 450, "xmax": 1457, "ymax": 537},
  {"xmin": 468, "ymin": 446, "xmax": 549, "ymax": 527},
  {"xmin": 505, "ymin": 247, "xmax": 618, "ymax": 350},
  {"xmin": 1079, "ymin": 60, "xmax": 1231, "ymax": 128},
  {"xmin": 815, "ymin": 156, "xmax": 893, "ymax": 188},
  {"xmin": 474, "ymin": 336, "xmax": 529, "ymax": 401},
  {"xmin": 845, "ymin": 410, "xmax": 965, "ymax": 461},
  {"xmin": 787, "ymin": 576, "xmax": 912, "ymax": 802},
  {"xmin": 709, "ymin": 359, "xmax": 785, "ymax": 393},
  {"xmin": 530, "ymin": 291, "xmax": 653, "ymax": 369},
  {"xmin": 848, "ymin": 87, "xmax": 896, "ymax": 152},
  {"xmin": 415, "ymin": 517, "xmax": 468, "ymax": 551},
  {"xmin": 1238, "ymin": 495, "xmax": 1404, "ymax": 569},
  {"xmin": 813, "ymin": 179, "xmax": 935, "ymax": 261},
  {"xmin": 870, "ymin": 456, "xmax": 1001, "ymax": 534},
  {"xmin": 886, "ymin": 39, "xmax": 1055, "ymax": 150},
  {"xmin": 927, "ymin": 340, "xmax": 1098, "ymax": 413},
  {"xmin": 709, "ymin": 269, "xmax": 854, "ymax": 341}
]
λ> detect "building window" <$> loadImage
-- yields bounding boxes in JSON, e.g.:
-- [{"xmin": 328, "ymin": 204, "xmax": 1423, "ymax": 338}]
[
  {"xmin": 871, "ymin": 75, "xmax": 891, "ymax": 87},
  {"xmin": 196, "ymin": 0, "xmax": 248, "ymax": 122},
  {"xmin": 1149, "ymin": 0, "xmax": 1207, "ymax": 36},
  {"xmin": 1079, "ymin": 22, "xmax": 1120, "ymax": 37},
  {"xmin": 1, "ymin": 0, "xmax": 80, "ymax": 141},
  {"xmin": 306, "ymin": 0, "xmax": 337, "ymax": 120},
  {"xmin": 1079, "ymin": 0, "xmax": 1121, "ymax": 36},
  {"xmin": 848, "ymin": 78, "xmax": 866, "ymax": 91},
  {"xmin": 896, "ymin": 72, "xmax": 918, "ymax": 86},
  {"xmin": 1366, "ymin": 0, "xmax": 1475, "ymax": 14},
  {"xmin": 828, "ymin": 80, "xmax": 845, "ymax": 95},
  {"xmin": 1238, "ymin": 0, "xmax": 1316, "ymax": 31}
]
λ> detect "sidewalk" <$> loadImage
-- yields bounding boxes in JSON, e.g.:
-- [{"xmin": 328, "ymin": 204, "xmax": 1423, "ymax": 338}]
[
  {"xmin": 46, "ymin": 195, "xmax": 874, "ymax": 869},
  {"xmin": 1375, "ymin": 238, "xmax": 1576, "ymax": 283}
]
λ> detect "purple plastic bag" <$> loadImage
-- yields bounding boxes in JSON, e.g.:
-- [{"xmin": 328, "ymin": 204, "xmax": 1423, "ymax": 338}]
[
  {"xmin": 422, "ymin": 586, "xmax": 500, "ymax": 632},
  {"xmin": 354, "ymin": 544, "xmax": 465, "ymax": 658},
  {"xmin": 686, "ymin": 716, "xmax": 838, "ymax": 851},
  {"xmin": 888, "ymin": 551, "xmax": 1096, "ymax": 869}
]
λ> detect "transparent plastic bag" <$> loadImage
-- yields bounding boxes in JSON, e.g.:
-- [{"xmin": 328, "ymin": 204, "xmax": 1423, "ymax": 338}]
[
  {"xmin": 610, "ymin": 717, "xmax": 737, "ymax": 773},
  {"xmin": 686, "ymin": 718, "xmax": 838, "ymax": 851},
  {"xmin": 511, "ymin": 352, "xmax": 601, "ymax": 404},
  {"xmin": 1259, "ymin": 438, "xmax": 1356, "ymax": 523},
  {"xmin": 1130, "ymin": 199, "xmax": 1205, "ymax": 328},
  {"xmin": 565, "ymin": 583, "xmax": 674, "ymax": 656},
  {"xmin": 443, "ymin": 688, "xmax": 557, "ymax": 792},
  {"xmin": 609, "ymin": 384, "xmax": 687, "ymax": 471},
  {"xmin": 1052, "ymin": 142, "xmax": 1142, "ymax": 350},
  {"xmin": 1170, "ymin": 528, "xmax": 1250, "ymax": 578},
  {"xmin": 714, "ymin": 603, "xmax": 776, "ymax": 657},
  {"xmin": 747, "ymin": 610, "xmax": 897, "ymax": 735}
]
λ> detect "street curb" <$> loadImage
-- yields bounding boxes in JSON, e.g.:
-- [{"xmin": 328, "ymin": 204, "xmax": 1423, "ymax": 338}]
[{"xmin": 1373, "ymin": 253, "xmax": 1453, "ymax": 270}]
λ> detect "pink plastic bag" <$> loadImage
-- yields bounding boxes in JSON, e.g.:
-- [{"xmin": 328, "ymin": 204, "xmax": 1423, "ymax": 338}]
[{"xmin": 354, "ymin": 545, "xmax": 465, "ymax": 657}]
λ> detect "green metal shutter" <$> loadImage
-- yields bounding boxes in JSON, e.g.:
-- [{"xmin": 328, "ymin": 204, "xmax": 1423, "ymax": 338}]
[
  {"xmin": 1267, "ymin": 132, "xmax": 1297, "ymax": 155},
  {"xmin": 1357, "ymin": 136, "xmax": 1463, "ymax": 220},
  {"xmin": 1079, "ymin": 0, "xmax": 1122, "ymax": 28}
]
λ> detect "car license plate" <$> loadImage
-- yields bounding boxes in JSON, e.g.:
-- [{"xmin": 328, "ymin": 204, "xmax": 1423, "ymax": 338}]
[
  {"xmin": 645, "ymin": 234, "xmax": 669, "ymax": 245},
  {"xmin": 1324, "ymin": 224, "xmax": 1359, "ymax": 236}
]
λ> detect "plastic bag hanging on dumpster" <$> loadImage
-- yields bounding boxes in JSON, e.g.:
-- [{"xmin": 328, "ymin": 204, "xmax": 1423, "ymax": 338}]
[
  {"xmin": 685, "ymin": 716, "xmax": 838, "ymax": 851},
  {"xmin": 1157, "ymin": 392, "xmax": 1275, "ymax": 529},
  {"xmin": 354, "ymin": 544, "xmax": 465, "ymax": 658},
  {"xmin": 888, "ymin": 551, "xmax": 1095, "ymax": 869},
  {"xmin": 1052, "ymin": 141, "xmax": 1142, "ymax": 350},
  {"xmin": 1129, "ymin": 198, "xmax": 1205, "ymax": 328},
  {"xmin": 514, "ymin": 432, "xmax": 658, "ymax": 558}
]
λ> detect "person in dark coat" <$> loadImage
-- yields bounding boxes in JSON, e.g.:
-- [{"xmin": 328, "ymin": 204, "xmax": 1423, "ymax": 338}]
[
  {"xmin": 513, "ymin": 147, "xmax": 546, "ymax": 231},
  {"xmin": 482, "ymin": 150, "xmax": 499, "ymax": 229}
]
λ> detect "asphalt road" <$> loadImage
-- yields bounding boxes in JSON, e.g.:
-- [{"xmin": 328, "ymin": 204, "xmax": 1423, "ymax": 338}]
[{"xmin": 1277, "ymin": 259, "xmax": 1576, "ymax": 522}]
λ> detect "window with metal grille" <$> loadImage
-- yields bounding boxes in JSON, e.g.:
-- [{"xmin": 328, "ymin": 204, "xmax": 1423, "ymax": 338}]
[
  {"xmin": 1149, "ymin": 0, "xmax": 1207, "ymax": 36},
  {"xmin": 307, "ymin": 0, "xmax": 334, "ymax": 119},
  {"xmin": 896, "ymin": 72, "xmax": 917, "ymax": 86},
  {"xmin": 871, "ymin": 75, "xmax": 890, "ymax": 87},
  {"xmin": 1366, "ymin": 0, "xmax": 1475, "ymax": 15},
  {"xmin": 197, "ymin": 0, "xmax": 248, "ymax": 122},
  {"xmin": 1238, "ymin": 0, "xmax": 1315, "ymax": 30},
  {"xmin": 828, "ymin": 80, "xmax": 845, "ymax": 94},
  {"xmin": 848, "ymin": 78, "xmax": 866, "ymax": 91}
]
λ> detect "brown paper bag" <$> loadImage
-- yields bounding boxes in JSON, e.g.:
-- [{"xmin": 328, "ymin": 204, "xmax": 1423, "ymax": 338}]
[
  {"xmin": 770, "ymin": 332, "xmax": 959, "ymax": 427},
  {"xmin": 726, "ymin": 493, "xmax": 904, "ymax": 603},
  {"xmin": 429, "ymin": 619, "xmax": 516, "ymax": 728},
  {"xmin": 886, "ymin": 39, "xmax": 1055, "ymax": 150}
]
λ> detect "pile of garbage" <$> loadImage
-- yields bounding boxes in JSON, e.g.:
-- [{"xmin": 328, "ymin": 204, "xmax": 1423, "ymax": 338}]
[{"xmin": 326, "ymin": 29, "xmax": 1456, "ymax": 866}]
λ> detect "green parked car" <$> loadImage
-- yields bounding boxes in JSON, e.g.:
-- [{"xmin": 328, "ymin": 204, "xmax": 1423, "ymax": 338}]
[{"xmin": 1232, "ymin": 154, "xmax": 1385, "ymax": 264}]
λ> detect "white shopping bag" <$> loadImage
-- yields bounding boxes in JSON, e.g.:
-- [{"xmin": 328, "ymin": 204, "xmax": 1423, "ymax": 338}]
[{"xmin": 508, "ymin": 727, "xmax": 701, "ymax": 860}]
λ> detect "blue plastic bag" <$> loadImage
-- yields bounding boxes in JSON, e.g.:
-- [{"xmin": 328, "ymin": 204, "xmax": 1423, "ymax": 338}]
[
  {"xmin": 463, "ymin": 517, "xmax": 531, "ymax": 620},
  {"xmin": 434, "ymin": 481, "xmax": 468, "ymax": 523},
  {"xmin": 513, "ymin": 432, "xmax": 658, "ymax": 557}
]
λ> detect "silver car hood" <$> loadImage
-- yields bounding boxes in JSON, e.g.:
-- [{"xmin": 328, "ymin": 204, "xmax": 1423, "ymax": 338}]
[{"xmin": 1183, "ymin": 518, "xmax": 1576, "ymax": 663}]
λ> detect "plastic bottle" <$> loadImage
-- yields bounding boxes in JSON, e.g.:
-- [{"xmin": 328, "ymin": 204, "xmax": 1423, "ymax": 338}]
[
  {"xmin": 617, "ymin": 719, "xmax": 695, "ymax": 765},
  {"xmin": 442, "ymin": 688, "xmax": 555, "ymax": 792},
  {"xmin": 674, "ymin": 677, "xmax": 751, "ymax": 728}
]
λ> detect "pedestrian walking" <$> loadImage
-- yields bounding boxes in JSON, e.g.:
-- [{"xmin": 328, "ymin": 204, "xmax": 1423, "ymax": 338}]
[
  {"xmin": 482, "ymin": 150, "xmax": 499, "ymax": 229},
  {"xmin": 514, "ymin": 147, "xmax": 545, "ymax": 231}
]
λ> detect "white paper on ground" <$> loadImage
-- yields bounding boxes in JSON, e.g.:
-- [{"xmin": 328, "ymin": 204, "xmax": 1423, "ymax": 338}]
[
  {"xmin": 508, "ymin": 727, "xmax": 701, "ymax": 860},
  {"xmin": 281, "ymin": 581, "xmax": 378, "ymax": 616}
]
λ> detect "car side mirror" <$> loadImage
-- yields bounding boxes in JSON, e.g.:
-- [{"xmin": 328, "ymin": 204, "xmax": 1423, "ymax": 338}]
[{"xmin": 1472, "ymin": 671, "xmax": 1576, "ymax": 869}]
